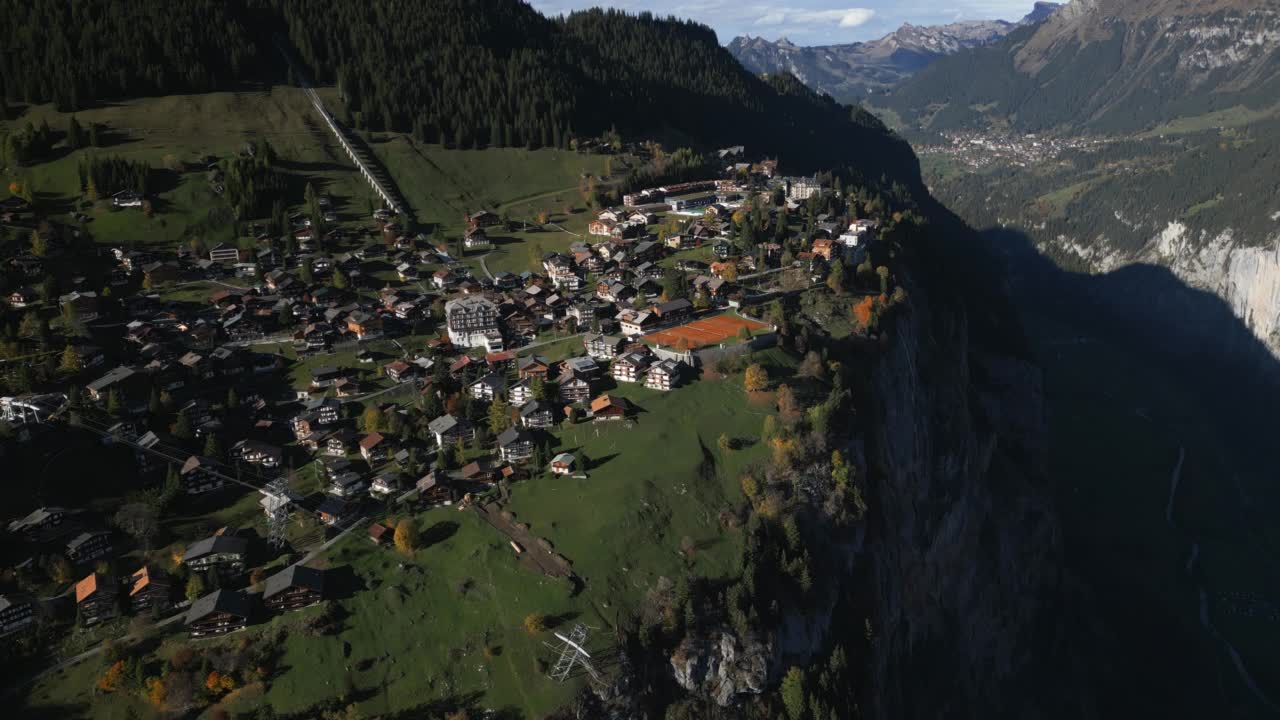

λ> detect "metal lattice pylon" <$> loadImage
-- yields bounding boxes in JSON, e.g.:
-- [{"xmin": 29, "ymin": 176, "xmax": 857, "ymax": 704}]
[
  {"xmin": 544, "ymin": 624, "xmax": 602, "ymax": 684},
  {"xmin": 262, "ymin": 479, "xmax": 292, "ymax": 549}
]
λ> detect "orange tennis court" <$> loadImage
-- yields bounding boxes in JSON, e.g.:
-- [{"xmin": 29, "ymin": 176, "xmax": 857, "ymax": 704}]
[{"xmin": 643, "ymin": 313, "xmax": 770, "ymax": 349}]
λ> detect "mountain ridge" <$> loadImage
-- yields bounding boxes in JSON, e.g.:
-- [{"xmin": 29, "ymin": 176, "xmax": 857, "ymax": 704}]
[{"xmin": 726, "ymin": 3, "xmax": 1061, "ymax": 100}]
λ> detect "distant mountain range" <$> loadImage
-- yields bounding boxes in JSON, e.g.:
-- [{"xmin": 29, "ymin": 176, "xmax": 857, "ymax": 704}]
[
  {"xmin": 886, "ymin": 0, "xmax": 1280, "ymax": 359},
  {"xmin": 886, "ymin": 0, "xmax": 1280, "ymax": 134},
  {"xmin": 726, "ymin": 2, "xmax": 1060, "ymax": 100}
]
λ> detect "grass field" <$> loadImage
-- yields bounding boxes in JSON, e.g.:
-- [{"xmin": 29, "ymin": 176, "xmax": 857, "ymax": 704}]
[
  {"xmin": 363, "ymin": 133, "xmax": 612, "ymax": 232},
  {"xmin": 1139, "ymin": 104, "xmax": 1280, "ymax": 138},
  {"xmin": 5, "ymin": 88, "xmax": 374, "ymax": 248}
]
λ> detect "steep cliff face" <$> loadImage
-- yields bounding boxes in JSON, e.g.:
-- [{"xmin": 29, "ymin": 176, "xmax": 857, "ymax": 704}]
[{"xmin": 864, "ymin": 288, "xmax": 1074, "ymax": 718}]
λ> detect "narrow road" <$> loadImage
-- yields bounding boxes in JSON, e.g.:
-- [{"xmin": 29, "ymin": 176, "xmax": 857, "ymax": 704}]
[{"xmin": 477, "ymin": 252, "xmax": 495, "ymax": 281}]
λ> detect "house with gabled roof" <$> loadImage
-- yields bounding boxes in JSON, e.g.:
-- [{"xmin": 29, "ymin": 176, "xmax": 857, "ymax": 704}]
[
  {"xmin": 128, "ymin": 566, "xmax": 171, "ymax": 613},
  {"xmin": 557, "ymin": 373, "xmax": 594, "ymax": 405},
  {"xmin": 496, "ymin": 427, "xmax": 535, "ymax": 462},
  {"xmin": 262, "ymin": 565, "xmax": 325, "ymax": 612},
  {"xmin": 360, "ymin": 432, "xmax": 389, "ymax": 463},
  {"xmin": 74, "ymin": 572, "xmax": 118, "ymax": 626},
  {"xmin": 519, "ymin": 400, "xmax": 554, "ymax": 429},
  {"xmin": 468, "ymin": 372, "xmax": 506, "ymax": 402},
  {"xmin": 66, "ymin": 530, "xmax": 112, "ymax": 565},
  {"xmin": 590, "ymin": 394, "xmax": 633, "ymax": 422},
  {"xmin": 186, "ymin": 589, "xmax": 252, "ymax": 637},
  {"xmin": 428, "ymin": 414, "xmax": 474, "ymax": 447},
  {"xmin": 646, "ymin": 359, "xmax": 684, "ymax": 391},
  {"xmin": 0, "ymin": 594, "xmax": 37, "ymax": 639},
  {"xmin": 182, "ymin": 534, "xmax": 248, "ymax": 577},
  {"xmin": 612, "ymin": 350, "xmax": 652, "ymax": 383}
]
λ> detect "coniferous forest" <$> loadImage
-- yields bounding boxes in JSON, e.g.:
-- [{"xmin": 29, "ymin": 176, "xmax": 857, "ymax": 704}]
[
  {"xmin": 0, "ymin": 0, "xmax": 260, "ymax": 111},
  {"xmin": 0, "ymin": 0, "xmax": 917, "ymax": 181}
]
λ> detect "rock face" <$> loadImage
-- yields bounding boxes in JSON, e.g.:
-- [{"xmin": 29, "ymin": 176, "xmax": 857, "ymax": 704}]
[
  {"xmin": 670, "ymin": 629, "xmax": 772, "ymax": 707},
  {"xmin": 863, "ymin": 289, "xmax": 1073, "ymax": 718}
]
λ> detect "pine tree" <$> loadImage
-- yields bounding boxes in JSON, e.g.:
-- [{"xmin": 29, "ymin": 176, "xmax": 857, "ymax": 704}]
[
  {"xmin": 172, "ymin": 411, "xmax": 194, "ymax": 441},
  {"xmin": 106, "ymin": 388, "xmax": 124, "ymax": 417},
  {"xmin": 203, "ymin": 433, "xmax": 223, "ymax": 460},
  {"xmin": 67, "ymin": 116, "xmax": 83, "ymax": 150},
  {"xmin": 58, "ymin": 345, "xmax": 83, "ymax": 374}
]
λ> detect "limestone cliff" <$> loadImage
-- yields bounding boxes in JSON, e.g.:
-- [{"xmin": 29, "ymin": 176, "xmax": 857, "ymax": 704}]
[{"xmin": 863, "ymin": 282, "xmax": 1076, "ymax": 719}]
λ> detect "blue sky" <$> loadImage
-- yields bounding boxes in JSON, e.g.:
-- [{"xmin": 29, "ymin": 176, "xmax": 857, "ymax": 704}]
[{"xmin": 528, "ymin": 0, "xmax": 1044, "ymax": 45}]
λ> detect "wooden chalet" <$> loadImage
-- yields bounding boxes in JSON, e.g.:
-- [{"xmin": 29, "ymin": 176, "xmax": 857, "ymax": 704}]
[
  {"xmin": 128, "ymin": 566, "xmax": 172, "ymax": 614},
  {"xmin": 185, "ymin": 589, "xmax": 252, "ymax": 638},
  {"xmin": 262, "ymin": 565, "xmax": 326, "ymax": 612},
  {"xmin": 74, "ymin": 573, "xmax": 118, "ymax": 626}
]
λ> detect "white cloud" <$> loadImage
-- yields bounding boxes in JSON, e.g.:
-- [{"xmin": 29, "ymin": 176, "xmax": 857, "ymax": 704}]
[{"xmin": 752, "ymin": 7, "xmax": 877, "ymax": 29}]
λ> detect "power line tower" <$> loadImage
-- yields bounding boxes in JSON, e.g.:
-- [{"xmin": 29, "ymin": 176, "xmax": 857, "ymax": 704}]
[
  {"xmin": 261, "ymin": 479, "xmax": 293, "ymax": 550},
  {"xmin": 544, "ymin": 624, "xmax": 602, "ymax": 684}
]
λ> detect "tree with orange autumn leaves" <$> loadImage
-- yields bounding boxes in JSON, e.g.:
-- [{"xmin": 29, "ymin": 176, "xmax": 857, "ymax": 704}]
[
  {"xmin": 97, "ymin": 660, "xmax": 126, "ymax": 693},
  {"xmin": 850, "ymin": 294, "xmax": 889, "ymax": 334},
  {"xmin": 205, "ymin": 670, "xmax": 236, "ymax": 694}
]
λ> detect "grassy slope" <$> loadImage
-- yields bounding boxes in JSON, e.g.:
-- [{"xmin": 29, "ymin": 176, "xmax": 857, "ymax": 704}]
[
  {"xmin": 6, "ymin": 88, "xmax": 372, "ymax": 247},
  {"xmin": 22, "ymin": 367, "xmax": 782, "ymax": 719},
  {"xmin": 11, "ymin": 83, "xmax": 794, "ymax": 718}
]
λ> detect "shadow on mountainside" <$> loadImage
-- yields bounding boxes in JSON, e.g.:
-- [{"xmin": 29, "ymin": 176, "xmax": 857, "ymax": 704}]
[{"xmin": 985, "ymin": 227, "xmax": 1280, "ymax": 719}]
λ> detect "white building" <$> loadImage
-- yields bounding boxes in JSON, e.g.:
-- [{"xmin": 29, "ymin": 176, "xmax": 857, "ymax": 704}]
[{"xmin": 445, "ymin": 296, "xmax": 503, "ymax": 350}]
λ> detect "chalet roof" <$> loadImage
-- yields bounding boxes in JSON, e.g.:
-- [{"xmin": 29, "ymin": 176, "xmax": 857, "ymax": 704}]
[
  {"xmin": 428, "ymin": 414, "xmax": 466, "ymax": 435},
  {"xmin": 86, "ymin": 366, "xmax": 136, "ymax": 392},
  {"xmin": 517, "ymin": 355, "xmax": 550, "ymax": 370},
  {"xmin": 180, "ymin": 455, "xmax": 208, "ymax": 476},
  {"xmin": 0, "ymin": 594, "xmax": 32, "ymax": 612},
  {"xmin": 496, "ymin": 427, "xmax": 532, "ymax": 448},
  {"xmin": 262, "ymin": 564, "xmax": 325, "ymax": 600},
  {"xmin": 654, "ymin": 298, "xmax": 692, "ymax": 315},
  {"xmin": 520, "ymin": 400, "xmax": 551, "ymax": 417},
  {"xmin": 129, "ymin": 566, "xmax": 167, "ymax": 597},
  {"xmin": 185, "ymin": 589, "xmax": 251, "ymax": 624},
  {"xmin": 182, "ymin": 535, "xmax": 248, "ymax": 562},
  {"xmin": 75, "ymin": 573, "xmax": 112, "ymax": 603},
  {"xmin": 66, "ymin": 530, "xmax": 109, "ymax": 551},
  {"xmin": 590, "ymin": 395, "xmax": 632, "ymax": 414},
  {"xmin": 316, "ymin": 496, "xmax": 349, "ymax": 517},
  {"xmin": 470, "ymin": 372, "xmax": 506, "ymax": 390},
  {"xmin": 7, "ymin": 506, "xmax": 68, "ymax": 533}
]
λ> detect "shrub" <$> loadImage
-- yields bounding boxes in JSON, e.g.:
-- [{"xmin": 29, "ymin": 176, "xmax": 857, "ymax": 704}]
[{"xmin": 523, "ymin": 613, "xmax": 547, "ymax": 634}]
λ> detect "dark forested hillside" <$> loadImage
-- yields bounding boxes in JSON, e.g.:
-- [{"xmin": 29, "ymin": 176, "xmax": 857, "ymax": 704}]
[
  {"xmin": 0, "ymin": 0, "xmax": 260, "ymax": 111},
  {"xmin": 275, "ymin": 0, "xmax": 918, "ymax": 179}
]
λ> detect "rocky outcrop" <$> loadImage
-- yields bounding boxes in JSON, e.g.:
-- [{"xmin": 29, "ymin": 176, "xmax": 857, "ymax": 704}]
[
  {"xmin": 670, "ymin": 629, "xmax": 772, "ymax": 707},
  {"xmin": 1040, "ymin": 222, "xmax": 1280, "ymax": 358},
  {"xmin": 863, "ymin": 289, "xmax": 1072, "ymax": 719}
]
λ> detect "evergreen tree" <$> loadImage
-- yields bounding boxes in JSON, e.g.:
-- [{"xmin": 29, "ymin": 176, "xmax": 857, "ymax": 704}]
[
  {"xmin": 67, "ymin": 116, "xmax": 83, "ymax": 150},
  {"xmin": 106, "ymin": 388, "xmax": 124, "ymax": 417},
  {"xmin": 58, "ymin": 345, "xmax": 83, "ymax": 374},
  {"xmin": 172, "ymin": 411, "xmax": 194, "ymax": 441},
  {"xmin": 203, "ymin": 433, "xmax": 224, "ymax": 461}
]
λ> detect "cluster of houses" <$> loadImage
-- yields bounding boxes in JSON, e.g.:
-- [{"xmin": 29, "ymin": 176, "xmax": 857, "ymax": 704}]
[
  {"xmin": 1, "ymin": 152, "xmax": 886, "ymax": 656},
  {"xmin": 0, "ymin": 509, "xmax": 328, "ymax": 641}
]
